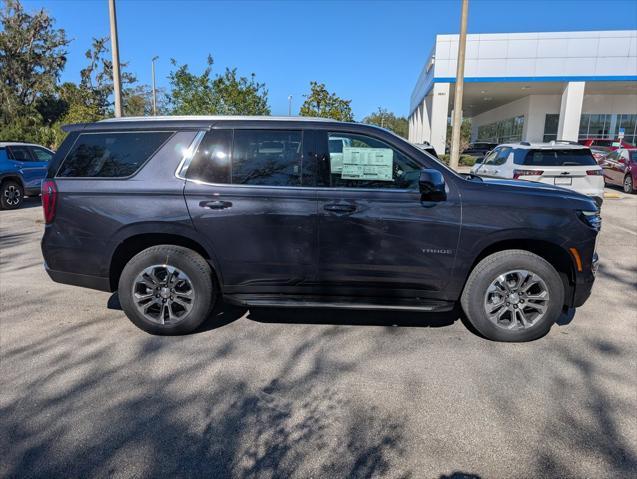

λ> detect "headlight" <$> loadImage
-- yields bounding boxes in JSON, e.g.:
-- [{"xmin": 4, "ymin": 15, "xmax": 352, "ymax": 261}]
[{"xmin": 578, "ymin": 210, "xmax": 601, "ymax": 231}]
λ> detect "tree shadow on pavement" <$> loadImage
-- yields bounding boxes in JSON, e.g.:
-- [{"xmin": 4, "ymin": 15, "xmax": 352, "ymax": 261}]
[{"xmin": 1, "ymin": 312, "xmax": 412, "ymax": 478}]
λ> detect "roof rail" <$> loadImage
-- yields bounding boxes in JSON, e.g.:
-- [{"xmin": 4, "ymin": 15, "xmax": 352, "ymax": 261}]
[
  {"xmin": 553, "ymin": 139, "xmax": 581, "ymax": 145},
  {"xmin": 519, "ymin": 141, "xmax": 531, "ymax": 146}
]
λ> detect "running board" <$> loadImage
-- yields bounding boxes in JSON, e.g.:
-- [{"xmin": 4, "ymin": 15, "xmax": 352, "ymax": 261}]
[{"xmin": 224, "ymin": 295, "xmax": 454, "ymax": 312}]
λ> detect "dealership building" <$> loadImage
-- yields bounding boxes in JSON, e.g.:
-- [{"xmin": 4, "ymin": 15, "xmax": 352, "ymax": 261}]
[{"xmin": 408, "ymin": 30, "xmax": 637, "ymax": 155}]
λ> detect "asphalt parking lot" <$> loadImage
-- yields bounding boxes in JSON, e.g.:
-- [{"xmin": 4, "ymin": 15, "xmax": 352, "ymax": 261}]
[{"xmin": 1, "ymin": 188, "xmax": 636, "ymax": 478}]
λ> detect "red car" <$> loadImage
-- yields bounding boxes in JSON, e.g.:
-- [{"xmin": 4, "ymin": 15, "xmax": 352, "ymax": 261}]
[
  {"xmin": 579, "ymin": 138, "xmax": 634, "ymax": 151},
  {"xmin": 602, "ymin": 148, "xmax": 637, "ymax": 193}
]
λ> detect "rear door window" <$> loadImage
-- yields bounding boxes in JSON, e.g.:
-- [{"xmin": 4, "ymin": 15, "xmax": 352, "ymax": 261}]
[
  {"xmin": 518, "ymin": 149, "xmax": 596, "ymax": 167},
  {"xmin": 231, "ymin": 130, "xmax": 302, "ymax": 186},
  {"xmin": 29, "ymin": 147, "xmax": 54, "ymax": 162},
  {"xmin": 7, "ymin": 146, "xmax": 33, "ymax": 161},
  {"xmin": 185, "ymin": 130, "xmax": 233, "ymax": 184},
  {"xmin": 57, "ymin": 131, "xmax": 173, "ymax": 178}
]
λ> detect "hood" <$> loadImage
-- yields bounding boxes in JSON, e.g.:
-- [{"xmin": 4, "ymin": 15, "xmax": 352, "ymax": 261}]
[{"xmin": 479, "ymin": 178, "xmax": 599, "ymax": 210}]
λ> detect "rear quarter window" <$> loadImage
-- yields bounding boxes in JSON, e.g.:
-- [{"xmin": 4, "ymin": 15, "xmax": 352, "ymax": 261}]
[
  {"xmin": 515, "ymin": 149, "xmax": 596, "ymax": 167},
  {"xmin": 57, "ymin": 131, "xmax": 173, "ymax": 178}
]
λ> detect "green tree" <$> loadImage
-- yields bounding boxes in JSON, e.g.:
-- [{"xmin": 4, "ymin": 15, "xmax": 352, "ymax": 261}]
[
  {"xmin": 80, "ymin": 36, "xmax": 137, "ymax": 117},
  {"xmin": 363, "ymin": 107, "xmax": 409, "ymax": 138},
  {"xmin": 299, "ymin": 82, "xmax": 353, "ymax": 122},
  {"xmin": 0, "ymin": 0, "xmax": 69, "ymax": 143},
  {"xmin": 446, "ymin": 118, "xmax": 472, "ymax": 153},
  {"xmin": 167, "ymin": 55, "xmax": 270, "ymax": 115}
]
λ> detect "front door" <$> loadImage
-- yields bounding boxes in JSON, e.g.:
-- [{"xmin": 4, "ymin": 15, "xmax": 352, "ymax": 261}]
[
  {"xmin": 312, "ymin": 130, "xmax": 461, "ymax": 298},
  {"xmin": 183, "ymin": 128, "xmax": 317, "ymax": 293}
]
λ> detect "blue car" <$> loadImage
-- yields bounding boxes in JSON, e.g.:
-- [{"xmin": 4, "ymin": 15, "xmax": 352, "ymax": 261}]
[{"xmin": 0, "ymin": 142, "xmax": 54, "ymax": 209}]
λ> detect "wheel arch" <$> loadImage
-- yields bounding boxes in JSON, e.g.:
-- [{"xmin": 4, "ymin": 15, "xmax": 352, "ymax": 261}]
[
  {"xmin": 0, "ymin": 173, "xmax": 25, "ymax": 189},
  {"xmin": 108, "ymin": 232, "xmax": 221, "ymax": 292},
  {"xmin": 464, "ymin": 238, "xmax": 576, "ymax": 305}
]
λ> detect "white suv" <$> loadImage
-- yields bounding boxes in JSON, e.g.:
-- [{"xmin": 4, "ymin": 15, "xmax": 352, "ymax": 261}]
[{"xmin": 471, "ymin": 141, "xmax": 604, "ymax": 205}]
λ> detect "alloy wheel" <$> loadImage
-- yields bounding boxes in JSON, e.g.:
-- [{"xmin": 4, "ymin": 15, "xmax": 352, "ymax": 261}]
[
  {"xmin": 3, "ymin": 185, "xmax": 21, "ymax": 206},
  {"xmin": 132, "ymin": 264, "xmax": 195, "ymax": 324},
  {"xmin": 624, "ymin": 176, "xmax": 633, "ymax": 193},
  {"xmin": 483, "ymin": 269, "xmax": 550, "ymax": 330}
]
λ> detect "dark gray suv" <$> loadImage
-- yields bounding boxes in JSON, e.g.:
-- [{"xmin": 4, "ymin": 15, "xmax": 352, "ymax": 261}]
[{"xmin": 41, "ymin": 116, "xmax": 600, "ymax": 342}]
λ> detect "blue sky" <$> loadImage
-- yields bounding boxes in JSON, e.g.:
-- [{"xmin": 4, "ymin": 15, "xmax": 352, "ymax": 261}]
[{"xmin": 24, "ymin": 0, "xmax": 637, "ymax": 119}]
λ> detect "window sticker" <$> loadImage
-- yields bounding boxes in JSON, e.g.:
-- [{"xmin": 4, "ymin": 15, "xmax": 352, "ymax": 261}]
[{"xmin": 341, "ymin": 147, "xmax": 393, "ymax": 181}]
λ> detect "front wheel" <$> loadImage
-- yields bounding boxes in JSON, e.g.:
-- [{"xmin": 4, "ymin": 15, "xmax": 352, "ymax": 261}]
[
  {"xmin": 118, "ymin": 245, "xmax": 216, "ymax": 335},
  {"xmin": 624, "ymin": 175, "xmax": 635, "ymax": 194},
  {"xmin": 461, "ymin": 250, "xmax": 564, "ymax": 342}
]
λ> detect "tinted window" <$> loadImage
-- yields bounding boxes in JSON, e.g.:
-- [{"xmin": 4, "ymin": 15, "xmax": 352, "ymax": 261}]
[
  {"xmin": 232, "ymin": 130, "xmax": 301, "ymax": 186},
  {"xmin": 481, "ymin": 147, "xmax": 500, "ymax": 165},
  {"xmin": 8, "ymin": 146, "xmax": 32, "ymax": 161},
  {"xmin": 319, "ymin": 132, "xmax": 421, "ymax": 189},
  {"xmin": 30, "ymin": 147, "xmax": 54, "ymax": 161},
  {"xmin": 630, "ymin": 150, "xmax": 637, "ymax": 162},
  {"xmin": 592, "ymin": 139, "xmax": 613, "ymax": 147},
  {"xmin": 519, "ymin": 149, "xmax": 596, "ymax": 167},
  {"xmin": 493, "ymin": 147, "xmax": 512, "ymax": 165},
  {"xmin": 58, "ymin": 131, "xmax": 172, "ymax": 178},
  {"xmin": 186, "ymin": 130, "xmax": 232, "ymax": 183}
]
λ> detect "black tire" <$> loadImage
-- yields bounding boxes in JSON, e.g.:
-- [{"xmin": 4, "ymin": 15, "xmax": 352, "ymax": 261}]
[
  {"xmin": 0, "ymin": 180, "xmax": 24, "ymax": 210},
  {"xmin": 460, "ymin": 249, "xmax": 564, "ymax": 342},
  {"xmin": 118, "ymin": 245, "xmax": 215, "ymax": 335},
  {"xmin": 624, "ymin": 175, "xmax": 635, "ymax": 194}
]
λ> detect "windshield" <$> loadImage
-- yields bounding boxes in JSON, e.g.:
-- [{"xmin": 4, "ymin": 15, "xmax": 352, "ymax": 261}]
[{"xmin": 518, "ymin": 149, "xmax": 596, "ymax": 167}]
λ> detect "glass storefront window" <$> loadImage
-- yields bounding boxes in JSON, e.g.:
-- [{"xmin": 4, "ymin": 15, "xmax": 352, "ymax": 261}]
[
  {"xmin": 477, "ymin": 115, "xmax": 524, "ymax": 143},
  {"xmin": 574, "ymin": 113, "xmax": 637, "ymax": 145}
]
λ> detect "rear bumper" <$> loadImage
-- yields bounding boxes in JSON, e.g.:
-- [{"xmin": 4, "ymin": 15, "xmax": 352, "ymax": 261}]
[{"xmin": 44, "ymin": 262, "xmax": 111, "ymax": 292}]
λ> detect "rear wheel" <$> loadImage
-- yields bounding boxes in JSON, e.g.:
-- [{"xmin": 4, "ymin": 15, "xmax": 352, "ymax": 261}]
[
  {"xmin": 461, "ymin": 250, "xmax": 564, "ymax": 342},
  {"xmin": 118, "ymin": 245, "xmax": 215, "ymax": 335},
  {"xmin": 624, "ymin": 175, "xmax": 635, "ymax": 194},
  {"xmin": 0, "ymin": 180, "xmax": 23, "ymax": 210}
]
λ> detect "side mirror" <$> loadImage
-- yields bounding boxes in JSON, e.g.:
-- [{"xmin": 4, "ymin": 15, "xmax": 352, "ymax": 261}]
[{"xmin": 419, "ymin": 169, "xmax": 446, "ymax": 202}]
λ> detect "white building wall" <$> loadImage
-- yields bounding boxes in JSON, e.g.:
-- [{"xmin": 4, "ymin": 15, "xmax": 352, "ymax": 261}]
[
  {"xmin": 525, "ymin": 95, "xmax": 561, "ymax": 142},
  {"xmin": 582, "ymin": 94, "xmax": 637, "ymax": 114}
]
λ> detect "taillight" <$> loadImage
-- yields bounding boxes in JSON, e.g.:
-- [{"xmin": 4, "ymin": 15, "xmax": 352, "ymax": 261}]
[
  {"xmin": 41, "ymin": 179, "xmax": 57, "ymax": 224},
  {"xmin": 513, "ymin": 169, "xmax": 543, "ymax": 180},
  {"xmin": 586, "ymin": 169, "xmax": 603, "ymax": 176}
]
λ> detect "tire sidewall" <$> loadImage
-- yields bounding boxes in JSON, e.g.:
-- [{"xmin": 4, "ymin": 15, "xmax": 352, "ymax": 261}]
[
  {"xmin": 118, "ymin": 246, "xmax": 214, "ymax": 335},
  {"xmin": 462, "ymin": 252, "xmax": 564, "ymax": 342},
  {"xmin": 1, "ymin": 180, "xmax": 23, "ymax": 210}
]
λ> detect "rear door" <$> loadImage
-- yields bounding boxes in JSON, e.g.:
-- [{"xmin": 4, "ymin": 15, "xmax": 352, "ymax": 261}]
[
  {"xmin": 476, "ymin": 147, "xmax": 511, "ymax": 178},
  {"xmin": 27, "ymin": 146, "xmax": 53, "ymax": 189},
  {"xmin": 6, "ymin": 145, "xmax": 37, "ymax": 189},
  {"xmin": 312, "ymin": 129, "xmax": 461, "ymax": 298},
  {"xmin": 602, "ymin": 150, "xmax": 623, "ymax": 185},
  {"xmin": 183, "ymin": 128, "xmax": 318, "ymax": 293}
]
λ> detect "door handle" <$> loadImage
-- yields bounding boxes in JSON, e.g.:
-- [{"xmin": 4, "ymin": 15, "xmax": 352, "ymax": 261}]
[
  {"xmin": 324, "ymin": 203, "xmax": 356, "ymax": 214},
  {"xmin": 200, "ymin": 200, "xmax": 233, "ymax": 210}
]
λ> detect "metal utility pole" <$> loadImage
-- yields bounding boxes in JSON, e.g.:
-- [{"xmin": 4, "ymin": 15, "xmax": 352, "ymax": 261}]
[
  {"xmin": 288, "ymin": 95, "xmax": 292, "ymax": 116},
  {"xmin": 449, "ymin": 0, "xmax": 469, "ymax": 170},
  {"xmin": 108, "ymin": 0, "xmax": 123, "ymax": 117},
  {"xmin": 151, "ymin": 56, "xmax": 159, "ymax": 116}
]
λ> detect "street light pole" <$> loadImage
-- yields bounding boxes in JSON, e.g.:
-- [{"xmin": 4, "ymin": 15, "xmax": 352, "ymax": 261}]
[
  {"xmin": 449, "ymin": 0, "xmax": 469, "ymax": 170},
  {"xmin": 108, "ymin": 0, "xmax": 123, "ymax": 117},
  {"xmin": 288, "ymin": 95, "xmax": 292, "ymax": 116},
  {"xmin": 151, "ymin": 56, "xmax": 159, "ymax": 116}
]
